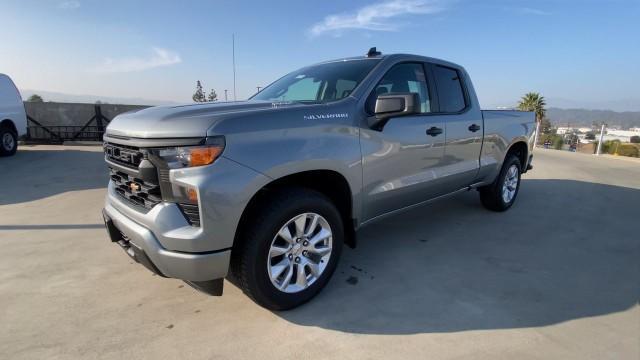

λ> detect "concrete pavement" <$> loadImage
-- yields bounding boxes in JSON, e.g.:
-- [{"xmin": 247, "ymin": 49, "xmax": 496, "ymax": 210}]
[{"xmin": 1, "ymin": 146, "xmax": 638, "ymax": 359}]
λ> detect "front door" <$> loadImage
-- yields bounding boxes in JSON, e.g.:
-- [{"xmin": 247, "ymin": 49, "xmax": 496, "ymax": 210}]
[{"xmin": 360, "ymin": 62, "xmax": 447, "ymax": 221}]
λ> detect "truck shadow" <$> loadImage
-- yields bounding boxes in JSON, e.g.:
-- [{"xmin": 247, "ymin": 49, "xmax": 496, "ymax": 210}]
[
  {"xmin": 0, "ymin": 147, "xmax": 106, "ymax": 205},
  {"xmin": 279, "ymin": 179, "xmax": 640, "ymax": 334}
]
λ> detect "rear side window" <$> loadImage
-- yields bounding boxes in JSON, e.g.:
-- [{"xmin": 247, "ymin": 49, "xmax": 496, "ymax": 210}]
[{"xmin": 433, "ymin": 65, "xmax": 466, "ymax": 113}]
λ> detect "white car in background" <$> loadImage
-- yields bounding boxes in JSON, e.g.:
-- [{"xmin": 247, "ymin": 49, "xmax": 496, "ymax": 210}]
[{"xmin": 0, "ymin": 73, "xmax": 27, "ymax": 156}]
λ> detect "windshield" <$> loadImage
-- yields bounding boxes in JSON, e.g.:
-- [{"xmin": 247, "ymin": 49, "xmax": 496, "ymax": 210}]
[{"xmin": 251, "ymin": 59, "xmax": 380, "ymax": 103}]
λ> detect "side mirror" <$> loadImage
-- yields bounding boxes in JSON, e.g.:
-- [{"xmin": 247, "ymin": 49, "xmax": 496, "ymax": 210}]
[{"xmin": 368, "ymin": 92, "xmax": 420, "ymax": 130}]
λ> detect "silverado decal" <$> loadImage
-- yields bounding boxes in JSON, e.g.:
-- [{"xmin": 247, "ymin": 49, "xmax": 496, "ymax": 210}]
[
  {"xmin": 303, "ymin": 113, "xmax": 349, "ymax": 120},
  {"xmin": 271, "ymin": 101, "xmax": 293, "ymax": 108}
]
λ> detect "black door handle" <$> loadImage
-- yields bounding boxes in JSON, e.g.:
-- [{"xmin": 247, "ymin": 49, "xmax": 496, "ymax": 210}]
[
  {"xmin": 426, "ymin": 126, "xmax": 443, "ymax": 136},
  {"xmin": 468, "ymin": 124, "xmax": 481, "ymax": 132}
]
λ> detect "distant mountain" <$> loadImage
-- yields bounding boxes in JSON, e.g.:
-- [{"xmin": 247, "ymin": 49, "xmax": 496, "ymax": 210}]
[
  {"xmin": 544, "ymin": 98, "xmax": 640, "ymax": 113},
  {"xmin": 546, "ymin": 108, "xmax": 640, "ymax": 129},
  {"xmin": 19, "ymin": 89, "xmax": 181, "ymax": 106},
  {"xmin": 486, "ymin": 97, "xmax": 640, "ymax": 112}
]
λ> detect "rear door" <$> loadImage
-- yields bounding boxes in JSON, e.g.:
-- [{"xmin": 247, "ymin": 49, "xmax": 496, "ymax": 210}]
[
  {"xmin": 360, "ymin": 62, "xmax": 447, "ymax": 221},
  {"xmin": 427, "ymin": 63, "xmax": 483, "ymax": 192}
]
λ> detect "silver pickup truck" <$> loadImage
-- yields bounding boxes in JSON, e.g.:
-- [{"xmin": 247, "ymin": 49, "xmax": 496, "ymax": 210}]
[{"xmin": 102, "ymin": 49, "xmax": 535, "ymax": 310}]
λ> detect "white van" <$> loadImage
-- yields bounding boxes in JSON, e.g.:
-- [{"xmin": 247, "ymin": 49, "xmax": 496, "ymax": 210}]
[{"xmin": 0, "ymin": 74, "xmax": 27, "ymax": 156}]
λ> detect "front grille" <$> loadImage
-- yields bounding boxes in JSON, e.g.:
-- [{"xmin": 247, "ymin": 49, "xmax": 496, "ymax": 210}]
[
  {"xmin": 110, "ymin": 168, "xmax": 162, "ymax": 210},
  {"xmin": 178, "ymin": 203, "xmax": 201, "ymax": 227},
  {"xmin": 104, "ymin": 142, "xmax": 143, "ymax": 169},
  {"xmin": 105, "ymin": 142, "xmax": 201, "ymax": 227}
]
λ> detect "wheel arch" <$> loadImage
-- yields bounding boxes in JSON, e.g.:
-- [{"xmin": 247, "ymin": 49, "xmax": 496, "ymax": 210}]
[
  {"xmin": 505, "ymin": 140, "xmax": 529, "ymax": 171},
  {"xmin": 0, "ymin": 119, "xmax": 18, "ymax": 134},
  {"xmin": 234, "ymin": 169, "xmax": 357, "ymax": 249}
]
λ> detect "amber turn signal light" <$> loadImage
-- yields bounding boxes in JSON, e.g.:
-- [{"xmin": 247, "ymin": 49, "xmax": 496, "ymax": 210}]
[
  {"xmin": 186, "ymin": 187, "xmax": 198, "ymax": 202},
  {"xmin": 189, "ymin": 146, "xmax": 223, "ymax": 167}
]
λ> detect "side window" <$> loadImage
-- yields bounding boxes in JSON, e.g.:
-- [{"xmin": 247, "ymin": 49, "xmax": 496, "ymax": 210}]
[
  {"xmin": 369, "ymin": 63, "xmax": 431, "ymax": 113},
  {"xmin": 433, "ymin": 65, "xmax": 466, "ymax": 113},
  {"xmin": 335, "ymin": 79, "xmax": 357, "ymax": 99}
]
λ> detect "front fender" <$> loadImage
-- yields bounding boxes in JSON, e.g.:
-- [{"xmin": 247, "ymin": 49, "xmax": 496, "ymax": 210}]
[{"xmin": 222, "ymin": 124, "xmax": 363, "ymax": 223}]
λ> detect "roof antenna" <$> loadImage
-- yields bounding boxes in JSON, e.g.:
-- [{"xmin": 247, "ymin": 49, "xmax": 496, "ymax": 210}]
[{"xmin": 367, "ymin": 47, "xmax": 381, "ymax": 57}]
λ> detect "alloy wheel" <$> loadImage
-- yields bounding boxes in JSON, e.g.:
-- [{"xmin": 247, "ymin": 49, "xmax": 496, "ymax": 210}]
[
  {"xmin": 2, "ymin": 133, "xmax": 15, "ymax": 151},
  {"xmin": 501, "ymin": 164, "xmax": 519, "ymax": 203},
  {"xmin": 267, "ymin": 212, "xmax": 333, "ymax": 293}
]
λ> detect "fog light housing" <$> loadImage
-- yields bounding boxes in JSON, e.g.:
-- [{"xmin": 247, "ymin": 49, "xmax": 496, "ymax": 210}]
[{"xmin": 171, "ymin": 184, "xmax": 199, "ymax": 205}]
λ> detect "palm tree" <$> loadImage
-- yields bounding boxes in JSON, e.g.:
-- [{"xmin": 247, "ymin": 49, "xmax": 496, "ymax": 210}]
[{"xmin": 517, "ymin": 92, "xmax": 546, "ymax": 123}]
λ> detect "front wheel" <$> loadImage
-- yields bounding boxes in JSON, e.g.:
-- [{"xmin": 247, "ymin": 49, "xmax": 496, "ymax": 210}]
[
  {"xmin": 479, "ymin": 155, "xmax": 522, "ymax": 211},
  {"xmin": 229, "ymin": 188, "xmax": 343, "ymax": 310}
]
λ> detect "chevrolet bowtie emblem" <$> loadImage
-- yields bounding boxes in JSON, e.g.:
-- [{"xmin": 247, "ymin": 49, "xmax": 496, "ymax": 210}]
[{"xmin": 129, "ymin": 182, "xmax": 141, "ymax": 192}]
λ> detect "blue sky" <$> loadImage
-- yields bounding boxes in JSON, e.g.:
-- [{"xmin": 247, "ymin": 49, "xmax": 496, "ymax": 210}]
[{"xmin": 1, "ymin": 0, "xmax": 639, "ymax": 110}]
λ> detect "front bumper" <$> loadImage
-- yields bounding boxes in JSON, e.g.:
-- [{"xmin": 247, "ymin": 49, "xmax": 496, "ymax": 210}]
[
  {"xmin": 102, "ymin": 204, "xmax": 230, "ymax": 282},
  {"xmin": 100, "ymin": 138, "xmax": 271, "ymax": 290}
]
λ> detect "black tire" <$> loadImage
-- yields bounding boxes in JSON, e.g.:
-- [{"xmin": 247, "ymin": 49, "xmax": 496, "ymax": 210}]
[
  {"xmin": 229, "ymin": 188, "xmax": 344, "ymax": 310},
  {"xmin": 0, "ymin": 127, "xmax": 18, "ymax": 157},
  {"xmin": 479, "ymin": 155, "xmax": 522, "ymax": 211}
]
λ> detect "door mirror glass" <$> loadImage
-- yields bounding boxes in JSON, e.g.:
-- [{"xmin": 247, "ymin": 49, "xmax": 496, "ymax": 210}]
[{"xmin": 369, "ymin": 92, "xmax": 420, "ymax": 130}]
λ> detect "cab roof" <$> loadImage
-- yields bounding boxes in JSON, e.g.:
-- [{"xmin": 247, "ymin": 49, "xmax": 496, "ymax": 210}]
[{"xmin": 315, "ymin": 52, "xmax": 464, "ymax": 71}]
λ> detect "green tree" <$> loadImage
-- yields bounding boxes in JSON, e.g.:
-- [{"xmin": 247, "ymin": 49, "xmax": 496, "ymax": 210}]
[
  {"xmin": 26, "ymin": 94, "xmax": 44, "ymax": 102},
  {"xmin": 192, "ymin": 81, "xmax": 206, "ymax": 102},
  {"xmin": 585, "ymin": 132, "xmax": 596, "ymax": 140},
  {"xmin": 631, "ymin": 135, "xmax": 640, "ymax": 144},
  {"xmin": 539, "ymin": 118, "xmax": 553, "ymax": 134},
  {"xmin": 553, "ymin": 136, "xmax": 564, "ymax": 150},
  {"xmin": 517, "ymin": 92, "xmax": 547, "ymax": 123},
  {"xmin": 602, "ymin": 140, "xmax": 621, "ymax": 154},
  {"xmin": 207, "ymin": 89, "xmax": 218, "ymax": 102}
]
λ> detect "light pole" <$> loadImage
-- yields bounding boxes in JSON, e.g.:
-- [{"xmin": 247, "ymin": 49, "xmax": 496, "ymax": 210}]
[
  {"xmin": 596, "ymin": 123, "xmax": 606, "ymax": 155},
  {"xmin": 224, "ymin": 90, "xmax": 228, "ymax": 102},
  {"xmin": 232, "ymin": 34, "xmax": 237, "ymax": 101}
]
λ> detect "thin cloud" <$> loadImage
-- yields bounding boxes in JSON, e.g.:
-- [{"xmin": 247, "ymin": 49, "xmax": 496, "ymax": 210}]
[
  {"xmin": 519, "ymin": 7, "xmax": 551, "ymax": 15},
  {"xmin": 309, "ymin": 0, "xmax": 444, "ymax": 37},
  {"xmin": 58, "ymin": 1, "xmax": 80, "ymax": 9},
  {"xmin": 90, "ymin": 47, "xmax": 182, "ymax": 73}
]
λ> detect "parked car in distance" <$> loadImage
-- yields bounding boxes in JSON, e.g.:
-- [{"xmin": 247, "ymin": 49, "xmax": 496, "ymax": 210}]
[
  {"xmin": 102, "ymin": 48, "xmax": 535, "ymax": 310},
  {"xmin": 0, "ymin": 74, "xmax": 27, "ymax": 156}
]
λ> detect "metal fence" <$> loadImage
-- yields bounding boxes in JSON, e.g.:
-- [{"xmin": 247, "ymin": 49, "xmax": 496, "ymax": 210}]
[{"xmin": 25, "ymin": 105, "xmax": 110, "ymax": 143}]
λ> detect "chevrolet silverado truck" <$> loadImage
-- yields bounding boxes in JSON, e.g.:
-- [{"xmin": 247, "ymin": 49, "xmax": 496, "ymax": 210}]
[{"xmin": 102, "ymin": 49, "xmax": 535, "ymax": 310}]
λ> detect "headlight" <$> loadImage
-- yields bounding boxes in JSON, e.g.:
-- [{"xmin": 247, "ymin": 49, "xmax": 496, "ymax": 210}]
[
  {"xmin": 150, "ymin": 137, "xmax": 225, "ymax": 206},
  {"xmin": 155, "ymin": 137, "xmax": 225, "ymax": 169}
]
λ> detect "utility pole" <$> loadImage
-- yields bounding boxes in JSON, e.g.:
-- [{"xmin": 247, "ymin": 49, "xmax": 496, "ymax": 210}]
[
  {"xmin": 224, "ymin": 89, "xmax": 228, "ymax": 102},
  {"xmin": 232, "ymin": 34, "xmax": 237, "ymax": 101},
  {"xmin": 596, "ymin": 123, "xmax": 606, "ymax": 155}
]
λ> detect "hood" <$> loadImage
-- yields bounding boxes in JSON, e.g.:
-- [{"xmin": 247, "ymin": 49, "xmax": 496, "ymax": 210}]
[{"xmin": 105, "ymin": 100, "xmax": 294, "ymax": 138}]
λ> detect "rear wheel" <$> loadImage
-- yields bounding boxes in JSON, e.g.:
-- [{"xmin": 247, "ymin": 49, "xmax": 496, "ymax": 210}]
[
  {"xmin": 479, "ymin": 155, "xmax": 522, "ymax": 211},
  {"xmin": 0, "ymin": 127, "xmax": 17, "ymax": 157},
  {"xmin": 229, "ymin": 188, "xmax": 343, "ymax": 310}
]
